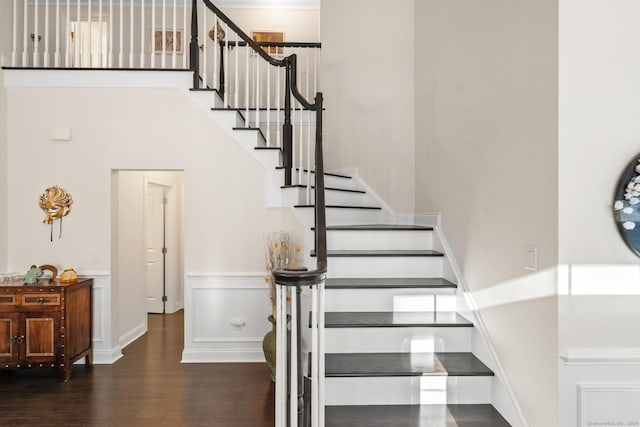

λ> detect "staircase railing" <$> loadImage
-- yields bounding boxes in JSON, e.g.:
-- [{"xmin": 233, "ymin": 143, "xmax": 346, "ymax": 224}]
[{"xmin": 194, "ymin": 2, "xmax": 327, "ymax": 426}]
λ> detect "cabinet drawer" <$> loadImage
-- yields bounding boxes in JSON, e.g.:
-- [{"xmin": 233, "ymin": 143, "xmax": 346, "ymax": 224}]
[
  {"xmin": 22, "ymin": 294, "xmax": 61, "ymax": 306},
  {"xmin": 0, "ymin": 295, "xmax": 16, "ymax": 305}
]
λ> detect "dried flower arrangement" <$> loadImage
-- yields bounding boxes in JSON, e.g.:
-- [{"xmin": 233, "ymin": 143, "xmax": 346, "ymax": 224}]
[{"xmin": 264, "ymin": 231, "xmax": 302, "ymax": 319}]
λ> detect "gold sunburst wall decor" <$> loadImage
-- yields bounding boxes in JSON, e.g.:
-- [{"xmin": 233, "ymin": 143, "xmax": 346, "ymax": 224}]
[{"xmin": 39, "ymin": 185, "xmax": 73, "ymax": 241}]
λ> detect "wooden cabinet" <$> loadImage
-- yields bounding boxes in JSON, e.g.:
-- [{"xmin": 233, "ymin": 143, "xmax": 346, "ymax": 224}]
[{"xmin": 0, "ymin": 278, "xmax": 92, "ymax": 381}]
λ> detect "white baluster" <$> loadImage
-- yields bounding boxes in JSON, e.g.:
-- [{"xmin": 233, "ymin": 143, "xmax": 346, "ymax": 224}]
[
  {"xmin": 318, "ymin": 281, "xmax": 326, "ymax": 427},
  {"xmin": 223, "ymin": 23, "xmax": 229, "ymax": 108},
  {"xmin": 245, "ymin": 38, "xmax": 249, "ymax": 121},
  {"xmin": 150, "ymin": 0, "xmax": 155, "ymax": 67},
  {"xmin": 11, "ymin": 0, "xmax": 17, "ymax": 66},
  {"xmin": 161, "ymin": 0, "xmax": 166, "ymax": 68},
  {"xmin": 212, "ymin": 15, "xmax": 218, "ymax": 91},
  {"xmin": 255, "ymin": 55, "xmax": 260, "ymax": 128},
  {"xmin": 311, "ymin": 284, "xmax": 319, "ymax": 427},
  {"xmin": 33, "ymin": 0, "xmax": 39, "ymax": 67},
  {"xmin": 88, "ymin": 0, "xmax": 92, "ymax": 67},
  {"xmin": 182, "ymin": 0, "xmax": 187, "ymax": 68},
  {"xmin": 201, "ymin": 3, "xmax": 206, "ymax": 84},
  {"xmin": 129, "ymin": 0, "xmax": 133, "ymax": 67},
  {"xmin": 275, "ymin": 284, "xmax": 287, "ymax": 427},
  {"xmin": 118, "ymin": 0, "xmax": 123, "ymax": 67},
  {"xmin": 77, "ymin": 0, "xmax": 82, "ymax": 67},
  {"xmin": 98, "ymin": 0, "xmax": 103, "ymax": 67},
  {"xmin": 139, "ymin": 0, "xmax": 145, "ymax": 67},
  {"xmin": 290, "ymin": 286, "xmax": 298, "ymax": 427},
  {"xmin": 54, "ymin": 0, "xmax": 61, "ymax": 67},
  {"xmin": 108, "ymin": 0, "xmax": 112, "ymax": 67},
  {"xmin": 276, "ymin": 66, "xmax": 281, "ymax": 148},
  {"xmin": 314, "ymin": 47, "xmax": 318, "ymax": 93},
  {"xmin": 43, "ymin": 0, "xmax": 50, "ymax": 67},
  {"xmin": 172, "ymin": 0, "xmax": 176, "ymax": 68},
  {"xmin": 21, "ymin": 0, "xmax": 27, "ymax": 66},
  {"xmin": 65, "ymin": 0, "xmax": 70, "ymax": 67},
  {"xmin": 234, "ymin": 32, "xmax": 239, "ymax": 108},
  {"xmin": 266, "ymin": 62, "xmax": 270, "ymax": 147}
]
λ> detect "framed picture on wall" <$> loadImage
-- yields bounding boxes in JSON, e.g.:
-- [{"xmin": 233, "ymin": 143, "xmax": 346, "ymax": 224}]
[
  {"xmin": 252, "ymin": 31, "xmax": 284, "ymax": 55},
  {"xmin": 152, "ymin": 29, "xmax": 183, "ymax": 54}
]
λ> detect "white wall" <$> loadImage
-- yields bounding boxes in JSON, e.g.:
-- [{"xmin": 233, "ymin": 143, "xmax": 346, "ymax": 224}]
[
  {"xmin": 0, "ymin": 0, "xmax": 10, "ymax": 272},
  {"xmin": 4, "ymin": 71, "xmax": 302, "ymax": 361},
  {"xmin": 0, "ymin": 72, "xmax": 7, "ymax": 273},
  {"xmin": 221, "ymin": 7, "xmax": 319, "ymax": 42},
  {"xmin": 559, "ymin": 1, "xmax": 640, "ymax": 425},
  {"xmin": 321, "ymin": 0, "xmax": 416, "ymax": 213},
  {"xmin": 414, "ymin": 1, "xmax": 559, "ymax": 425}
]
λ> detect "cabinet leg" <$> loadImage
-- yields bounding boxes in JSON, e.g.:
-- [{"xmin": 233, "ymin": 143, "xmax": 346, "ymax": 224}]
[
  {"xmin": 63, "ymin": 365, "xmax": 72, "ymax": 382},
  {"xmin": 85, "ymin": 352, "xmax": 93, "ymax": 366}
]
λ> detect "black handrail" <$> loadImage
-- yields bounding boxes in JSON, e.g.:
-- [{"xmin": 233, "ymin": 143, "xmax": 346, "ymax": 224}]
[{"xmin": 192, "ymin": 2, "xmax": 327, "ymax": 425}]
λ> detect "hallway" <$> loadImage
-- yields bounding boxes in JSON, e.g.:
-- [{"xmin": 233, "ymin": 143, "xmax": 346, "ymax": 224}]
[{"xmin": 0, "ymin": 311, "xmax": 275, "ymax": 426}]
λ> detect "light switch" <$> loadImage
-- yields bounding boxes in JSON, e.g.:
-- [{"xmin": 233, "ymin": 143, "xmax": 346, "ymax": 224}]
[
  {"xmin": 524, "ymin": 245, "xmax": 538, "ymax": 271},
  {"xmin": 49, "ymin": 127, "xmax": 72, "ymax": 141}
]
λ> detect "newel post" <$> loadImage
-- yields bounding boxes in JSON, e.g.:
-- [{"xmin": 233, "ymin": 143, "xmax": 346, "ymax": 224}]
[
  {"xmin": 283, "ymin": 58, "xmax": 293, "ymax": 185},
  {"xmin": 189, "ymin": 0, "xmax": 199, "ymax": 89}
]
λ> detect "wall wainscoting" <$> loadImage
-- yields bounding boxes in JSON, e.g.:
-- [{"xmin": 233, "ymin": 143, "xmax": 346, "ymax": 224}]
[
  {"xmin": 559, "ymin": 347, "xmax": 640, "ymax": 426},
  {"xmin": 182, "ymin": 273, "xmax": 272, "ymax": 363}
]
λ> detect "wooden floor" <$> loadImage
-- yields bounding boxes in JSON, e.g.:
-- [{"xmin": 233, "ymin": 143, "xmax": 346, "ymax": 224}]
[{"xmin": 0, "ymin": 311, "xmax": 275, "ymax": 426}]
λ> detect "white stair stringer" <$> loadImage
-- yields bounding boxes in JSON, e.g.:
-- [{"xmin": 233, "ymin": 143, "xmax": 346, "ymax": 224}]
[{"xmin": 324, "ymin": 376, "xmax": 492, "ymax": 406}]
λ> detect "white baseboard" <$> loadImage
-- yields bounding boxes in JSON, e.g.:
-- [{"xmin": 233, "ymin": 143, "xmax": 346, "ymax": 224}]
[
  {"xmin": 181, "ymin": 348, "xmax": 266, "ymax": 363},
  {"xmin": 93, "ymin": 345, "xmax": 124, "ymax": 364},
  {"xmin": 119, "ymin": 323, "xmax": 147, "ymax": 349}
]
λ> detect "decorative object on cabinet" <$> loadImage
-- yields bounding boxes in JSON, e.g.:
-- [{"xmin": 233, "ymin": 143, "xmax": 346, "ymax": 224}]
[
  {"xmin": 0, "ymin": 278, "xmax": 93, "ymax": 381},
  {"xmin": 38, "ymin": 186, "xmax": 73, "ymax": 241},
  {"xmin": 59, "ymin": 268, "xmax": 78, "ymax": 284},
  {"xmin": 613, "ymin": 154, "xmax": 640, "ymax": 256},
  {"xmin": 23, "ymin": 264, "xmax": 58, "ymax": 285}
]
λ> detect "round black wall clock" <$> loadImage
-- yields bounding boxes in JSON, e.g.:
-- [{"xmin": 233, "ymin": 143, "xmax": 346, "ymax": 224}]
[{"xmin": 613, "ymin": 153, "xmax": 640, "ymax": 256}]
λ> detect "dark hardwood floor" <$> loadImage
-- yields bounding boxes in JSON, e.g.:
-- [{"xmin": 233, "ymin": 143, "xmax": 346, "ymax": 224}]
[{"xmin": 0, "ymin": 311, "xmax": 275, "ymax": 426}]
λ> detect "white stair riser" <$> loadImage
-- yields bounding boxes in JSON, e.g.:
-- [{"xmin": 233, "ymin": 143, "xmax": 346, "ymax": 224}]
[
  {"xmin": 327, "ymin": 257, "xmax": 443, "ymax": 278},
  {"xmin": 324, "ymin": 376, "xmax": 492, "ymax": 405},
  {"xmin": 328, "ymin": 230, "xmax": 434, "ymax": 251},
  {"xmin": 324, "ymin": 327, "xmax": 471, "ymax": 353},
  {"xmin": 282, "ymin": 187, "xmax": 372, "ymax": 206},
  {"xmin": 294, "ymin": 208, "xmax": 386, "ymax": 227},
  {"xmin": 325, "ymin": 290, "xmax": 456, "ymax": 312}
]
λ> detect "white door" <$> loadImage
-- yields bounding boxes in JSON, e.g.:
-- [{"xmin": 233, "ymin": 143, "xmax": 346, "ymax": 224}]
[{"xmin": 145, "ymin": 183, "xmax": 168, "ymax": 314}]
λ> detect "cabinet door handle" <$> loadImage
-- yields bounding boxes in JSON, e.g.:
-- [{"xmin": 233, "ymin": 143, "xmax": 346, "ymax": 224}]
[
  {"xmin": 11, "ymin": 335, "xmax": 24, "ymax": 344},
  {"xmin": 36, "ymin": 297, "xmax": 45, "ymax": 304}
]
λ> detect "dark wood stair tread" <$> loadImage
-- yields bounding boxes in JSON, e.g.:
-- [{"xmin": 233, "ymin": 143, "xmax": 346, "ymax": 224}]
[
  {"xmin": 326, "ymin": 278, "xmax": 457, "ymax": 289},
  {"xmin": 325, "ymin": 404, "xmax": 511, "ymax": 426},
  {"xmin": 325, "ymin": 352, "xmax": 494, "ymax": 377},
  {"xmin": 296, "ymin": 204, "xmax": 381, "ymax": 210},
  {"xmin": 311, "ymin": 250, "xmax": 444, "ymax": 257},
  {"xmin": 282, "ymin": 185, "xmax": 366, "ymax": 194},
  {"xmin": 325, "ymin": 312, "xmax": 472, "ymax": 328},
  {"xmin": 325, "ymin": 224, "xmax": 434, "ymax": 231},
  {"xmin": 276, "ymin": 166, "xmax": 352, "ymax": 179}
]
